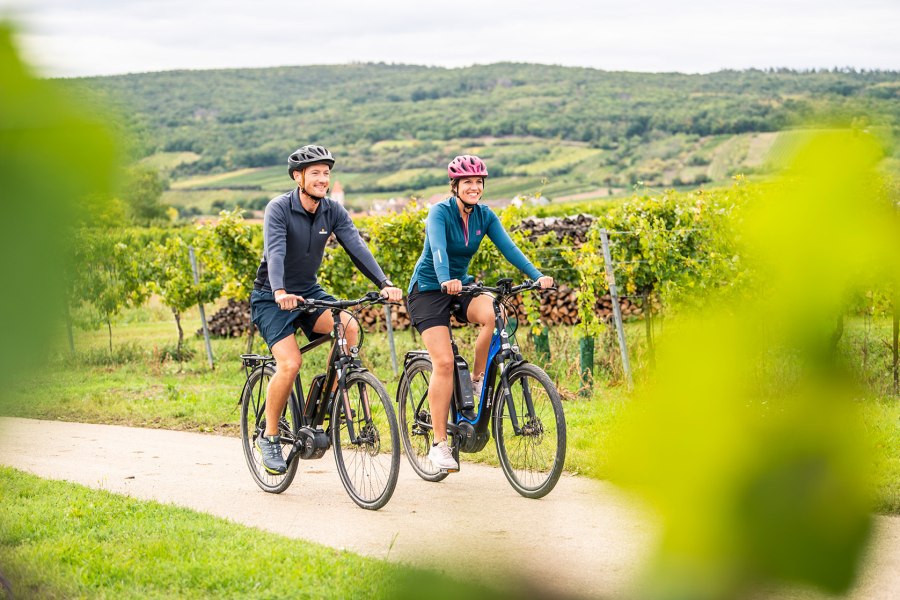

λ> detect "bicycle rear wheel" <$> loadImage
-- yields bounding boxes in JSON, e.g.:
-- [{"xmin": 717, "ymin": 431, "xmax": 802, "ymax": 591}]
[
  {"xmin": 240, "ymin": 365, "xmax": 300, "ymax": 494},
  {"xmin": 331, "ymin": 370, "xmax": 400, "ymax": 510},
  {"xmin": 494, "ymin": 362, "xmax": 566, "ymax": 499},
  {"xmin": 397, "ymin": 358, "xmax": 448, "ymax": 482}
]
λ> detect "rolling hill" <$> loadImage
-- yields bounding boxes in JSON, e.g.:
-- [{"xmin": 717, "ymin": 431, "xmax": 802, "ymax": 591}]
[{"xmin": 67, "ymin": 63, "xmax": 900, "ymax": 213}]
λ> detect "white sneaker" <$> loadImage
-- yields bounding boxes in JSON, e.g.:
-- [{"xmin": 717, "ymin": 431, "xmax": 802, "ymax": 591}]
[{"xmin": 427, "ymin": 440, "xmax": 459, "ymax": 472}]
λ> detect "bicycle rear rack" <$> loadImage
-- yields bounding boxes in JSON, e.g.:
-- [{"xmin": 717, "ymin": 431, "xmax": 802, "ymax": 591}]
[{"xmin": 241, "ymin": 353, "xmax": 274, "ymax": 376}]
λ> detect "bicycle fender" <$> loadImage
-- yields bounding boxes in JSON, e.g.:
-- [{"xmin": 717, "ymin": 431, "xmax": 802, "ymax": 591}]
[{"xmin": 403, "ymin": 350, "xmax": 430, "ymax": 366}]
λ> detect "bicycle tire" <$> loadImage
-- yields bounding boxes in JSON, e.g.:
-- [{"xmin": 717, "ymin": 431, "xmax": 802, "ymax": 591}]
[
  {"xmin": 240, "ymin": 365, "xmax": 301, "ymax": 494},
  {"xmin": 493, "ymin": 362, "xmax": 566, "ymax": 499},
  {"xmin": 397, "ymin": 357, "xmax": 448, "ymax": 482},
  {"xmin": 331, "ymin": 370, "xmax": 400, "ymax": 510}
]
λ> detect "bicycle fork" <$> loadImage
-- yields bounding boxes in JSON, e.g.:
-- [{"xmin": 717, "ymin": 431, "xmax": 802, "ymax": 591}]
[
  {"xmin": 499, "ymin": 367, "xmax": 537, "ymax": 437},
  {"xmin": 336, "ymin": 367, "xmax": 373, "ymax": 446}
]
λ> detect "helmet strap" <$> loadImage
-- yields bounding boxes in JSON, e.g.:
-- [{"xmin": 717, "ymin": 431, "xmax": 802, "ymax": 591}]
[
  {"xmin": 299, "ymin": 170, "xmax": 325, "ymax": 203},
  {"xmin": 456, "ymin": 195, "xmax": 477, "ymax": 214}
]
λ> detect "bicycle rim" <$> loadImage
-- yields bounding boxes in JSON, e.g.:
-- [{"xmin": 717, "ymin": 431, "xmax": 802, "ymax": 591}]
[
  {"xmin": 494, "ymin": 363, "xmax": 566, "ymax": 498},
  {"xmin": 332, "ymin": 371, "xmax": 400, "ymax": 510},
  {"xmin": 240, "ymin": 365, "xmax": 300, "ymax": 494},
  {"xmin": 397, "ymin": 359, "xmax": 448, "ymax": 482}
]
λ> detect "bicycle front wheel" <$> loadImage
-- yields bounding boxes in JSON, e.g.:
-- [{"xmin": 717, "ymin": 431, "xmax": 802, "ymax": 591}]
[
  {"xmin": 494, "ymin": 362, "xmax": 566, "ymax": 499},
  {"xmin": 240, "ymin": 365, "xmax": 300, "ymax": 494},
  {"xmin": 397, "ymin": 358, "xmax": 448, "ymax": 482},
  {"xmin": 331, "ymin": 370, "xmax": 400, "ymax": 510}
]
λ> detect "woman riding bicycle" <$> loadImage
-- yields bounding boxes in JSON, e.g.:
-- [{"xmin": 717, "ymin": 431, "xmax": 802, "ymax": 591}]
[{"xmin": 406, "ymin": 154, "xmax": 553, "ymax": 472}]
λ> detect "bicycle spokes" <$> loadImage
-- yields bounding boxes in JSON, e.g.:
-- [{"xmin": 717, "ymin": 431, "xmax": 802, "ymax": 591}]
[
  {"xmin": 332, "ymin": 371, "xmax": 400, "ymax": 510},
  {"xmin": 495, "ymin": 364, "xmax": 566, "ymax": 499}
]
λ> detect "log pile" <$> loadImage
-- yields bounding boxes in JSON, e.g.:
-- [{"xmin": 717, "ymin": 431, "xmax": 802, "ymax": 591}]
[
  {"xmin": 504, "ymin": 286, "xmax": 646, "ymax": 327},
  {"xmin": 514, "ymin": 214, "xmax": 595, "ymax": 246},
  {"xmin": 354, "ymin": 287, "xmax": 648, "ymax": 332},
  {"xmin": 200, "ymin": 298, "xmax": 253, "ymax": 338},
  {"xmin": 199, "ymin": 289, "xmax": 650, "ymax": 337}
]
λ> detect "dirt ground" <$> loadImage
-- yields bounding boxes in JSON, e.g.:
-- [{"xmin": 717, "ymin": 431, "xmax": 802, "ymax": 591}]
[{"xmin": 0, "ymin": 417, "xmax": 897, "ymax": 599}]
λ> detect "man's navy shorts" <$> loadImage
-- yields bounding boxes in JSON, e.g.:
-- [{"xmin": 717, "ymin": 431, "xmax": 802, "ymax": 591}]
[{"xmin": 250, "ymin": 286, "xmax": 337, "ymax": 350}]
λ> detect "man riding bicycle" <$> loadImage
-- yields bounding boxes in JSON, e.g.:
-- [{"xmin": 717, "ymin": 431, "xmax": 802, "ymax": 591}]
[{"xmin": 251, "ymin": 144, "xmax": 402, "ymax": 475}]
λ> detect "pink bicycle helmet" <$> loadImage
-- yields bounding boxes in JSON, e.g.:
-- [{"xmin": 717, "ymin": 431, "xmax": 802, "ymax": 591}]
[{"xmin": 447, "ymin": 155, "xmax": 488, "ymax": 179}]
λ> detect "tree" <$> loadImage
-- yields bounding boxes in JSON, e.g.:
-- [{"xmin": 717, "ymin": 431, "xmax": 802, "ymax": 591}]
[
  {"xmin": 121, "ymin": 165, "xmax": 168, "ymax": 223},
  {"xmin": 70, "ymin": 230, "xmax": 150, "ymax": 352},
  {"xmin": 148, "ymin": 233, "xmax": 222, "ymax": 360}
]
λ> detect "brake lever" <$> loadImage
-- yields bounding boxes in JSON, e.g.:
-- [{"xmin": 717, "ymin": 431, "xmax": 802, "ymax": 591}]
[{"xmin": 289, "ymin": 302, "xmax": 317, "ymax": 313}]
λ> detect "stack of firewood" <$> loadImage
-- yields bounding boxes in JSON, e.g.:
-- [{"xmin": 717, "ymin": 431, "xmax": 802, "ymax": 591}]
[
  {"xmin": 201, "ymin": 298, "xmax": 252, "ymax": 338},
  {"xmin": 506, "ymin": 286, "xmax": 646, "ymax": 327},
  {"xmin": 514, "ymin": 214, "xmax": 595, "ymax": 246},
  {"xmin": 352, "ymin": 288, "xmax": 649, "ymax": 332},
  {"xmin": 200, "ymin": 289, "xmax": 651, "ymax": 338}
]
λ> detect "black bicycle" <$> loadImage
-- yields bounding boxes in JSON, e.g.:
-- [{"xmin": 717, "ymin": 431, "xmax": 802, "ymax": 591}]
[
  {"xmin": 397, "ymin": 278, "xmax": 566, "ymax": 499},
  {"xmin": 239, "ymin": 291, "xmax": 400, "ymax": 510}
]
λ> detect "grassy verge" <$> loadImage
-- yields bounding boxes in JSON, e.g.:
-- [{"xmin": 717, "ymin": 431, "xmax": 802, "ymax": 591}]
[{"xmin": 0, "ymin": 467, "xmax": 513, "ymax": 599}]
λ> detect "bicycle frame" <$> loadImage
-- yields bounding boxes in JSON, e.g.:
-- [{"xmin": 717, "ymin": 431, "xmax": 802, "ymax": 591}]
[
  {"xmin": 445, "ymin": 280, "xmax": 536, "ymax": 453},
  {"xmin": 241, "ymin": 290, "xmax": 403, "ymax": 510},
  {"xmin": 242, "ymin": 296, "xmax": 381, "ymax": 463}
]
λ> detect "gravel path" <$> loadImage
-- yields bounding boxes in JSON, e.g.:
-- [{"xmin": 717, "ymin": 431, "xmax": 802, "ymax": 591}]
[{"xmin": 1, "ymin": 417, "xmax": 896, "ymax": 599}]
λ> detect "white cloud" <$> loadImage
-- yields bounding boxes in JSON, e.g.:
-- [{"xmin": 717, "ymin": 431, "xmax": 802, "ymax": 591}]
[{"xmin": 2, "ymin": 0, "xmax": 898, "ymax": 77}]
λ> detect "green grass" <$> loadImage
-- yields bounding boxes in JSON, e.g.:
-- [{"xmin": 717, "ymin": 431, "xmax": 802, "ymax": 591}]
[
  {"xmin": 864, "ymin": 397, "xmax": 900, "ymax": 513},
  {"xmin": 138, "ymin": 151, "xmax": 201, "ymax": 172},
  {"xmin": 0, "ymin": 466, "xmax": 502, "ymax": 599},
  {"xmin": 508, "ymin": 147, "xmax": 603, "ymax": 177},
  {"xmin": 162, "ymin": 189, "xmax": 269, "ymax": 214}
]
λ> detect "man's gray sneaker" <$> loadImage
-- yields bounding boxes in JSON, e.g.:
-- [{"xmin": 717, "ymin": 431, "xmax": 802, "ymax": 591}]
[{"xmin": 256, "ymin": 433, "xmax": 287, "ymax": 475}]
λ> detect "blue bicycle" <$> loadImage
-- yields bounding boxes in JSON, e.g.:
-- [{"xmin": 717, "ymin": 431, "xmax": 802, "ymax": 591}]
[{"xmin": 396, "ymin": 278, "xmax": 566, "ymax": 498}]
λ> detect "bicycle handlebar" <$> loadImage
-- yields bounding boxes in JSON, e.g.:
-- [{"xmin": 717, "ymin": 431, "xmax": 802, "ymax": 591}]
[
  {"xmin": 291, "ymin": 291, "xmax": 395, "ymax": 312},
  {"xmin": 443, "ymin": 278, "xmax": 556, "ymax": 298}
]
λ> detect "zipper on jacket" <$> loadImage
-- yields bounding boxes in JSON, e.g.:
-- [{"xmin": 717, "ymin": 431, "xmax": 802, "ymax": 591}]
[
  {"xmin": 459, "ymin": 212, "xmax": 470, "ymax": 247},
  {"xmin": 303, "ymin": 208, "xmax": 317, "ymax": 256}
]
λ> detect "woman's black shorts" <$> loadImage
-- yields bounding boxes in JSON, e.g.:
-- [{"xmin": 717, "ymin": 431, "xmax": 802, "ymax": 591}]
[{"xmin": 406, "ymin": 284, "xmax": 476, "ymax": 334}]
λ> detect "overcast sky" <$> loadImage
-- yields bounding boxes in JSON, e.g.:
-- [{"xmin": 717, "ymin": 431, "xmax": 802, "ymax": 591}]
[{"xmin": 2, "ymin": 0, "xmax": 898, "ymax": 77}]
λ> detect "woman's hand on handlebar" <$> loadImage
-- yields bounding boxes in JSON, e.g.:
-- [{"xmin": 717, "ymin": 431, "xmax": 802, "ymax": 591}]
[
  {"xmin": 441, "ymin": 279, "xmax": 463, "ymax": 295},
  {"xmin": 536, "ymin": 276, "xmax": 554, "ymax": 290},
  {"xmin": 274, "ymin": 289, "xmax": 304, "ymax": 310}
]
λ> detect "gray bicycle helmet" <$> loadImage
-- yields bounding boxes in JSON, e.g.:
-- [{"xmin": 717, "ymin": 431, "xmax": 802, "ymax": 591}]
[{"xmin": 287, "ymin": 145, "xmax": 335, "ymax": 178}]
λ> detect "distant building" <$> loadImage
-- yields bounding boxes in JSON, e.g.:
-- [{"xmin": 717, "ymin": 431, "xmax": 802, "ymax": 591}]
[
  {"xmin": 371, "ymin": 197, "xmax": 404, "ymax": 214},
  {"xmin": 331, "ymin": 181, "xmax": 345, "ymax": 204}
]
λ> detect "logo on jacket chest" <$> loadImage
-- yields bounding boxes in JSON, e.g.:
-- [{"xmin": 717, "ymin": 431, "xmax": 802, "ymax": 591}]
[{"xmin": 319, "ymin": 228, "xmax": 328, "ymax": 235}]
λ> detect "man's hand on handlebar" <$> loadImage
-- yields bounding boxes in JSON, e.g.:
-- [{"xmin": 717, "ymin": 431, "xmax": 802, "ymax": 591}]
[
  {"xmin": 380, "ymin": 286, "xmax": 403, "ymax": 303},
  {"xmin": 536, "ymin": 276, "xmax": 554, "ymax": 290},
  {"xmin": 274, "ymin": 289, "xmax": 304, "ymax": 310}
]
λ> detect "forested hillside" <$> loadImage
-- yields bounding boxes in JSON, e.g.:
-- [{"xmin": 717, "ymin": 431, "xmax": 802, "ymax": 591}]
[{"xmin": 68, "ymin": 63, "xmax": 900, "ymax": 213}]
